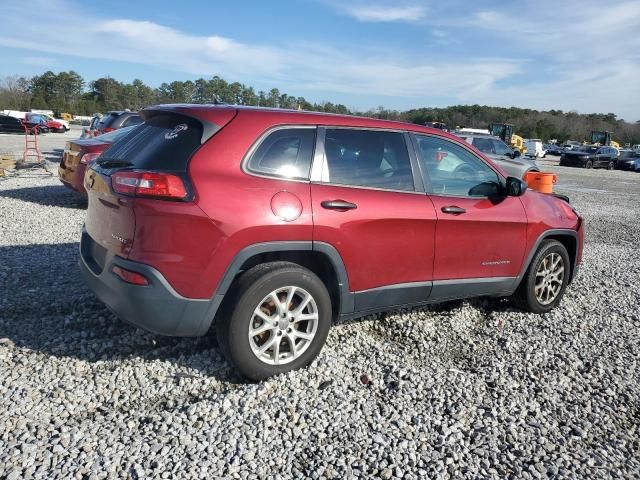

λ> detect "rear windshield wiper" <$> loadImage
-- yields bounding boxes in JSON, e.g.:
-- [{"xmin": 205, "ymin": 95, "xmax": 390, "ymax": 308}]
[{"xmin": 96, "ymin": 159, "xmax": 133, "ymax": 168}]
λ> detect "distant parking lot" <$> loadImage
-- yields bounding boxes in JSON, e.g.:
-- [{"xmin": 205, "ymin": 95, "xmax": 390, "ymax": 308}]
[
  {"xmin": 0, "ymin": 125, "xmax": 83, "ymax": 163},
  {"xmin": 1, "ymin": 131, "xmax": 639, "ymax": 478}
]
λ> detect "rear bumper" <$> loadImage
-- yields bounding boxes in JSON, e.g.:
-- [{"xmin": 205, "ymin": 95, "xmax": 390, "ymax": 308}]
[
  {"xmin": 58, "ymin": 163, "xmax": 87, "ymax": 195},
  {"xmin": 79, "ymin": 229, "xmax": 221, "ymax": 337}
]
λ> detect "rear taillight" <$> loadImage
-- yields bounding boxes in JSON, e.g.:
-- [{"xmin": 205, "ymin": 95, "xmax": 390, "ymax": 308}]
[
  {"xmin": 103, "ymin": 127, "xmax": 116, "ymax": 133},
  {"xmin": 112, "ymin": 266, "xmax": 149, "ymax": 286},
  {"xmin": 111, "ymin": 171, "xmax": 188, "ymax": 200},
  {"xmin": 80, "ymin": 152, "xmax": 101, "ymax": 164}
]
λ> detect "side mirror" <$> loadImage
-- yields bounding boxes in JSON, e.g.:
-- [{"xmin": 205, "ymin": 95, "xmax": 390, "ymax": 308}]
[
  {"xmin": 505, "ymin": 176, "xmax": 527, "ymax": 196},
  {"xmin": 468, "ymin": 181, "xmax": 501, "ymax": 197},
  {"xmin": 512, "ymin": 150, "xmax": 521, "ymax": 158}
]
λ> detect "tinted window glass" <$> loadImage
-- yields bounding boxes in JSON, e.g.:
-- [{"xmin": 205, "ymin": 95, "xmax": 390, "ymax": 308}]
[
  {"xmin": 98, "ymin": 113, "xmax": 119, "ymax": 128},
  {"xmin": 247, "ymin": 128, "xmax": 315, "ymax": 180},
  {"xmin": 415, "ymin": 135, "xmax": 500, "ymax": 197},
  {"xmin": 492, "ymin": 139, "xmax": 512, "ymax": 156},
  {"xmin": 89, "ymin": 117, "xmax": 101, "ymax": 129},
  {"xmin": 99, "ymin": 113, "xmax": 203, "ymax": 172},
  {"xmin": 122, "ymin": 115, "xmax": 143, "ymax": 127},
  {"xmin": 323, "ymin": 129, "xmax": 414, "ymax": 191},
  {"xmin": 1, "ymin": 116, "xmax": 19, "ymax": 126},
  {"xmin": 472, "ymin": 137, "xmax": 494, "ymax": 154},
  {"xmin": 95, "ymin": 125, "xmax": 137, "ymax": 142}
]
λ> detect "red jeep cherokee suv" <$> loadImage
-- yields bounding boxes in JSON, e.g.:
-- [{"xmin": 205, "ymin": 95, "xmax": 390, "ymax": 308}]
[{"xmin": 80, "ymin": 105, "xmax": 584, "ymax": 380}]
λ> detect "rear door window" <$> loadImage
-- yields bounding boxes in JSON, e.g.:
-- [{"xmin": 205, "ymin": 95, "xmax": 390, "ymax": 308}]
[
  {"xmin": 322, "ymin": 129, "xmax": 414, "ymax": 191},
  {"xmin": 246, "ymin": 128, "xmax": 316, "ymax": 180},
  {"xmin": 98, "ymin": 113, "xmax": 204, "ymax": 172}
]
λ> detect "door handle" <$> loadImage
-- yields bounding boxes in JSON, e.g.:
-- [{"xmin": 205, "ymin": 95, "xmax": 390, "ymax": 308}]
[
  {"xmin": 321, "ymin": 200, "xmax": 357, "ymax": 211},
  {"xmin": 441, "ymin": 205, "xmax": 466, "ymax": 215}
]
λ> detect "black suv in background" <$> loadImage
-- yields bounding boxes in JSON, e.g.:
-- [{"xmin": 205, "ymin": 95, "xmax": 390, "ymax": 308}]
[
  {"xmin": 560, "ymin": 146, "xmax": 619, "ymax": 169},
  {"xmin": 95, "ymin": 111, "xmax": 143, "ymax": 134},
  {"xmin": 0, "ymin": 114, "xmax": 50, "ymax": 134}
]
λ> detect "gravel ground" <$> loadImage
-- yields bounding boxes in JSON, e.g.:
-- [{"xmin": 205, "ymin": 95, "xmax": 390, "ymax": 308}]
[{"xmin": 1, "ymin": 139, "xmax": 639, "ymax": 479}]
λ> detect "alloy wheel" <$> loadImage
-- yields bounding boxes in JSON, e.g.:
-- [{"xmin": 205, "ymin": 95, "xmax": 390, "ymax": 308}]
[
  {"xmin": 534, "ymin": 252, "xmax": 565, "ymax": 305},
  {"xmin": 248, "ymin": 286, "xmax": 319, "ymax": 365}
]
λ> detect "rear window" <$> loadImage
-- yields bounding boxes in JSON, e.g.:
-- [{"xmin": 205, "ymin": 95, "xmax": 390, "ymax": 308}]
[
  {"xmin": 99, "ymin": 113, "xmax": 204, "ymax": 172},
  {"xmin": 95, "ymin": 125, "xmax": 137, "ymax": 142},
  {"xmin": 98, "ymin": 113, "xmax": 118, "ymax": 127},
  {"xmin": 121, "ymin": 115, "xmax": 143, "ymax": 127}
]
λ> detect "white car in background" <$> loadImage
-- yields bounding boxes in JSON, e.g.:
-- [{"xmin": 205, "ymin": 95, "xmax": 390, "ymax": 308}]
[{"xmin": 524, "ymin": 139, "xmax": 546, "ymax": 158}]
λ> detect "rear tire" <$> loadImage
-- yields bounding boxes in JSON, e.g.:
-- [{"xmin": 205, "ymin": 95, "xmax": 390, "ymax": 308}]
[
  {"xmin": 513, "ymin": 240, "xmax": 570, "ymax": 314},
  {"xmin": 216, "ymin": 262, "xmax": 332, "ymax": 381}
]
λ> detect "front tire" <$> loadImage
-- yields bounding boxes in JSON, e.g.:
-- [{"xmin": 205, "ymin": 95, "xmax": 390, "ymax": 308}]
[
  {"xmin": 216, "ymin": 262, "xmax": 332, "ymax": 381},
  {"xmin": 607, "ymin": 161, "xmax": 614, "ymax": 170},
  {"xmin": 513, "ymin": 240, "xmax": 570, "ymax": 314},
  {"xmin": 585, "ymin": 160, "xmax": 593, "ymax": 169}
]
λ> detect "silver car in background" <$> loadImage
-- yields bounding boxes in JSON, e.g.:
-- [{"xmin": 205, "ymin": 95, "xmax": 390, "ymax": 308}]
[{"xmin": 456, "ymin": 133, "xmax": 540, "ymax": 179}]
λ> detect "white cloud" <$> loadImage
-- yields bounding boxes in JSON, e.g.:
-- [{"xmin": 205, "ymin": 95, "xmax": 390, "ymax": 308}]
[
  {"xmin": 0, "ymin": 0, "xmax": 638, "ymax": 120},
  {"xmin": 22, "ymin": 56, "xmax": 57, "ymax": 67},
  {"xmin": 473, "ymin": 1, "xmax": 640, "ymax": 62},
  {"xmin": 341, "ymin": 4, "xmax": 427, "ymax": 22},
  {"xmin": 93, "ymin": 19, "xmax": 285, "ymax": 78},
  {"xmin": 0, "ymin": 1, "xmax": 516, "ymax": 103}
]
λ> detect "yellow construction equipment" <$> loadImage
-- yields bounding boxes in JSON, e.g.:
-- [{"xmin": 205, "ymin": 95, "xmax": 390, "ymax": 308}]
[
  {"xmin": 489, "ymin": 123, "xmax": 527, "ymax": 154},
  {"xmin": 590, "ymin": 131, "xmax": 620, "ymax": 148}
]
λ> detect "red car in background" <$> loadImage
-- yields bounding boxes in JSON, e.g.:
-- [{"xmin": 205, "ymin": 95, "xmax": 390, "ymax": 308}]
[
  {"xmin": 58, "ymin": 126, "xmax": 136, "ymax": 195},
  {"xmin": 25, "ymin": 113, "xmax": 66, "ymax": 133}
]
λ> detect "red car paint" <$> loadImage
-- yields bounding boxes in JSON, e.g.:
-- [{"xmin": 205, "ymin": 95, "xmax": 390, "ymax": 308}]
[
  {"xmin": 59, "ymin": 127, "xmax": 137, "ymax": 195},
  {"xmin": 81, "ymin": 105, "xmax": 584, "ymax": 337},
  {"xmin": 25, "ymin": 113, "xmax": 65, "ymax": 132}
]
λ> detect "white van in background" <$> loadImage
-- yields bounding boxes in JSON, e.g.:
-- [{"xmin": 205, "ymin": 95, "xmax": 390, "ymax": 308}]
[{"xmin": 524, "ymin": 139, "xmax": 546, "ymax": 158}]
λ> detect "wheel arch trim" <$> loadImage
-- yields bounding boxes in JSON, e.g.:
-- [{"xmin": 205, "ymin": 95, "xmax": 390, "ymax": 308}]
[
  {"xmin": 518, "ymin": 229, "xmax": 579, "ymax": 284},
  {"xmin": 214, "ymin": 240, "xmax": 353, "ymax": 314}
]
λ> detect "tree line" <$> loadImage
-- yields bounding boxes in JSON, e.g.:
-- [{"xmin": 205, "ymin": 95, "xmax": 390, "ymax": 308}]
[{"xmin": 1, "ymin": 71, "xmax": 638, "ymax": 144}]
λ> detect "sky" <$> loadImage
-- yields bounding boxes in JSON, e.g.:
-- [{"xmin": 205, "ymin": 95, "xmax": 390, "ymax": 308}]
[{"xmin": 1, "ymin": 0, "xmax": 639, "ymax": 120}]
